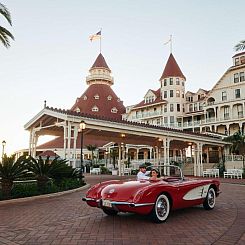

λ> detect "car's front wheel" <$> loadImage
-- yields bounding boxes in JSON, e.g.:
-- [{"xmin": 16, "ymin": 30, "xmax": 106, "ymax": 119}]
[
  {"xmin": 102, "ymin": 208, "xmax": 118, "ymax": 216},
  {"xmin": 203, "ymin": 187, "xmax": 216, "ymax": 210},
  {"xmin": 150, "ymin": 194, "xmax": 170, "ymax": 223}
]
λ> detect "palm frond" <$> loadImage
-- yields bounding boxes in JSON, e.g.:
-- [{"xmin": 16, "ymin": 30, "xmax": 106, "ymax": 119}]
[
  {"xmin": 0, "ymin": 3, "xmax": 12, "ymax": 25},
  {"xmin": 0, "ymin": 26, "xmax": 14, "ymax": 48}
]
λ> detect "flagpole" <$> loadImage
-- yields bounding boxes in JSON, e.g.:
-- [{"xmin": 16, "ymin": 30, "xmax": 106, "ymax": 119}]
[
  {"xmin": 100, "ymin": 28, "xmax": 102, "ymax": 53},
  {"xmin": 170, "ymin": 35, "xmax": 172, "ymax": 53}
]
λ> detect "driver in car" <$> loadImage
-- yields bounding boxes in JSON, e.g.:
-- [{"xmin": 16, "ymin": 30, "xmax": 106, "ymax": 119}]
[{"xmin": 137, "ymin": 163, "xmax": 151, "ymax": 180}]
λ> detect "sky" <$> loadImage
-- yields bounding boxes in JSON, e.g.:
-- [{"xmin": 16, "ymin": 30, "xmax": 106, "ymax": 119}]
[{"xmin": 0, "ymin": 0, "xmax": 244, "ymax": 155}]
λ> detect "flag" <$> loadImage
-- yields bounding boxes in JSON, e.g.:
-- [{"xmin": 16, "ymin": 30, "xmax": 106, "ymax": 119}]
[{"xmin": 89, "ymin": 31, "xmax": 101, "ymax": 41}]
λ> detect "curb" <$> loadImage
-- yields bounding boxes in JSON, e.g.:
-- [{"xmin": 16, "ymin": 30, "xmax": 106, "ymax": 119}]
[{"xmin": 0, "ymin": 184, "xmax": 91, "ymax": 206}]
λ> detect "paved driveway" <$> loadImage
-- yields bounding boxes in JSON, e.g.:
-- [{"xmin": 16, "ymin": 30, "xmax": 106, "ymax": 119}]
[{"xmin": 0, "ymin": 175, "xmax": 244, "ymax": 245}]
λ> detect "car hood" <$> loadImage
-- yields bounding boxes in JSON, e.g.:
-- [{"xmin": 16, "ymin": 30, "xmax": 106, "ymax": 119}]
[{"xmin": 101, "ymin": 180, "xmax": 157, "ymax": 202}]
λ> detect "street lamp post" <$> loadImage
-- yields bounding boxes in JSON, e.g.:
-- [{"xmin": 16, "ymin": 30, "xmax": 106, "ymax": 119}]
[
  {"xmin": 2, "ymin": 140, "xmax": 6, "ymax": 159},
  {"xmin": 79, "ymin": 121, "xmax": 86, "ymax": 174}
]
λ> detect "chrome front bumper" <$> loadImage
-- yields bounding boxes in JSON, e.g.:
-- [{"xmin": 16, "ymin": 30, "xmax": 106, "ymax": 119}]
[{"xmin": 82, "ymin": 197, "xmax": 154, "ymax": 207}]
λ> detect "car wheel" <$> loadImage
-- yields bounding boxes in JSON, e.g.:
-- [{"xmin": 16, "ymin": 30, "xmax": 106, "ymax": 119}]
[
  {"xmin": 203, "ymin": 187, "xmax": 216, "ymax": 210},
  {"xmin": 102, "ymin": 208, "xmax": 118, "ymax": 216},
  {"xmin": 151, "ymin": 194, "xmax": 170, "ymax": 223}
]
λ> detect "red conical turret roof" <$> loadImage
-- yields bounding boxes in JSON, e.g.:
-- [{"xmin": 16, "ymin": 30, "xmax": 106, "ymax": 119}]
[
  {"xmin": 160, "ymin": 53, "xmax": 186, "ymax": 80},
  {"xmin": 91, "ymin": 53, "xmax": 110, "ymax": 71},
  {"xmin": 71, "ymin": 83, "xmax": 125, "ymax": 120}
]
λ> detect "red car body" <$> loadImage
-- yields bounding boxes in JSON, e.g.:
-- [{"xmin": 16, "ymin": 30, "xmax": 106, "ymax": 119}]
[{"xmin": 83, "ymin": 167, "xmax": 221, "ymax": 222}]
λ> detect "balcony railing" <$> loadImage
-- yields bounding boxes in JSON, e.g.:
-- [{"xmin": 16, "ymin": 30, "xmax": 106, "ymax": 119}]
[{"xmin": 132, "ymin": 111, "xmax": 162, "ymax": 119}]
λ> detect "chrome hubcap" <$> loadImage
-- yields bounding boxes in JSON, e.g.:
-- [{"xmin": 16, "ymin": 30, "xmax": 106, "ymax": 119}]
[
  {"xmin": 156, "ymin": 197, "xmax": 168, "ymax": 218},
  {"xmin": 208, "ymin": 190, "xmax": 215, "ymax": 207}
]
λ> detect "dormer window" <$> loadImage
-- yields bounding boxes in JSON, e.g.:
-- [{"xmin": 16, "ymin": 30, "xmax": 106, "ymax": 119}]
[
  {"xmin": 107, "ymin": 95, "xmax": 112, "ymax": 100},
  {"xmin": 92, "ymin": 106, "xmax": 99, "ymax": 112},
  {"xmin": 117, "ymin": 98, "xmax": 120, "ymax": 102},
  {"xmin": 235, "ymin": 58, "xmax": 239, "ymax": 66},
  {"xmin": 94, "ymin": 94, "xmax": 99, "ymax": 100},
  {"xmin": 75, "ymin": 107, "xmax": 80, "ymax": 113},
  {"xmin": 111, "ymin": 107, "xmax": 118, "ymax": 113},
  {"xmin": 83, "ymin": 95, "xmax": 87, "ymax": 100}
]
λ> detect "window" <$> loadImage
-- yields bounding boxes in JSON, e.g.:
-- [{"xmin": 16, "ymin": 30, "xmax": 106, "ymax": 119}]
[
  {"xmin": 222, "ymin": 91, "xmax": 227, "ymax": 101},
  {"xmin": 83, "ymin": 95, "xmax": 87, "ymax": 100},
  {"xmin": 237, "ymin": 105, "xmax": 243, "ymax": 118},
  {"xmin": 177, "ymin": 104, "xmax": 180, "ymax": 112},
  {"xmin": 176, "ymin": 90, "xmax": 180, "ymax": 97},
  {"xmin": 92, "ymin": 106, "xmax": 99, "ymax": 112},
  {"xmin": 240, "ymin": 72, "xmax": 245, "ymax": 82},
  {"xmin": 194, "ymin": 103, "xmax": 198, "ymax": 111},
  {"xmin": 157, "ymin": 119, "xmax": 160, "ymax": 125},
  {"xmin": 170, "ymin": 78, "xmax": 173, "ymax": 85},
  {"xmin": 107, "ymin": 95, "xmax": 112, "ymax": 100},
  {"xmin": 75, "ymin": 107, "xmax": 80, "ymax": 113},
  {"xmin": 234, "ymin": 73, "xmax": 239, "ymax": 83},
  {"xmin": 224, "ymin": 106, "xmax": 229, "ymax": 119},
  {"xmin": 170, "ymin": 116, "xmax": 174, "ymax": 124},
  {"xmin": 164, "ymin": 79, "xmax": 167, "ymax": 86},
  {"xmin": 164, "ymin": 117, "xmax": 168, "ymax": 124},
  {"xmin": 182, "ymin": 81, "xmax": 184, "ymax": 86},
  {"xmin": 189, "ymin": 104, "xmax": 193, "ymax": 112},
  {"xmin": 170, "ymin": 90, "xmax": 174, "ymax": 97},
  {"xmin": 182, "ymin": 92, "xmax": 185, "ymax": 98},
  {"xmin": 154, "ymin": 107, "xmax": 157, "ymax": 112},
  {"xmin": 235, "ymin": 89, "xmax": 240, "ymax": 98},
  {"xmin": 241, "ymin": 56, "xmax": 245, "ymax": 64},
  {"xmin": 170, "ymin": 104, "xmax": 174, "ymax": 112},
  {"xmin": 164, "ymin": 91, "xmax": 167, "ymax": 98},
  {"xmin": 164, "ymin": 105, "xmax": 167, "ymax": 112},
  {"xmin": 94, "ymin": 94, "xmax": 99, "ymax": 100},
  {"xmin": 235, "ymin": 58, "xmax": 239, "ymax": 66},
  {"xmin": 176, "ymin": 78, "xmax": 180, "ymax": 85},
  {"xmin": 111, "ymin": 107, "xmax": 118, "ymax": 113}
]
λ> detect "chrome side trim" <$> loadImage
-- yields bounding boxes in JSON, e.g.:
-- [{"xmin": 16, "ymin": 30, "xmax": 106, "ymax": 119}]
[
  {"xmin": 82, "ymin": 197, "xmax": 96, "ymax": 202},
  {"xmin": 109, "ymin": 201, "xmax": 154, "ymax": 207}
]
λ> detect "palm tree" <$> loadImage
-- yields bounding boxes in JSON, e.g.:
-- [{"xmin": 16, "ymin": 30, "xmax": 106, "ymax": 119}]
[
  {"xmin": 27, "ymin": 156, "xmax": 73, "ymax": 192},
  {"xmin": 86, "ymin": 144, "xmax": 97, "ymax": 165},
  {"xmin": 0, "ymin": 155, "xmax": 29, "ymax": 199},
  {"xmin": 223, "ymin": 130, "xmax": 245, "ymax": 155},
  {"xmin": 0, "ymin": 3, "xmax": 14, "ymax": 48},
  {"xmin": 234, "ymin": 40, "xmax": 245, "ymax": 52}
]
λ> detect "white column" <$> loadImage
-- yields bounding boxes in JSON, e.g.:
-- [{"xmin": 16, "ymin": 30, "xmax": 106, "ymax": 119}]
[
  {"xmin": 63, "ymin": 122, "xmax": 67, "ymax": 160},
  {"xmin": 67, "ymin": 122, "xmax": 72, "ymax": 166},
  {"xmin": 118, "ymin": 144, "xmax": 122, "ymax": 176},
  {"xmin": 73, "ymin": 125, "xmax": 78, "ymax": 168},
  {"xmin": 193, "ymin": 144, "xmax": 197, "ymax": 176}
]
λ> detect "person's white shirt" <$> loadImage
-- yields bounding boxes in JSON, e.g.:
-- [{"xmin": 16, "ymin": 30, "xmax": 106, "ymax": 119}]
[{"xmin": 137, "ymin": 170, "xmax": 150, "ymax": 180}]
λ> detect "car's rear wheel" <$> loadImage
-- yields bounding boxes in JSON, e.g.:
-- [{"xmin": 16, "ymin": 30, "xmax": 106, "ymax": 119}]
[
  {"xmin": 102, "ymin": 208, "xmax": 118, "ymax": 216},
  {"xmin": 151, "ymin": 194, "xmax": 170, "ymax": 223},
  {"xmin": 203, "ymin": 187, "xmax": 216, "ymax": 210}
]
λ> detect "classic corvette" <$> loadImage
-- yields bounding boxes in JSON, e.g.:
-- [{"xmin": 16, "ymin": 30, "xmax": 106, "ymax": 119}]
[{"xmin": 82, "ymin": 165, "xmax": 221, "ymax": 222}]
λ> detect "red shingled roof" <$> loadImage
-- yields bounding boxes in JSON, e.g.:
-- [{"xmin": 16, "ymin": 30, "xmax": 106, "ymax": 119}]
[
  {"xmin": 132, "ymin": 88, "xmax": 166, "ymax": 109},
  {"xmin": 70, "ymin": 83, "xmax": 125, "ymax": 120},
  {"xmin": 91, "ymin": 53, "xmax": 111, "ymax": 71},
  {"xmin": 160, "ymin": 53, "xmax": 186, "ymax": 80}
]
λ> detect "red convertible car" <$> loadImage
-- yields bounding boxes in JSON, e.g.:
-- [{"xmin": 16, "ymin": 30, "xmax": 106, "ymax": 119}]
[{"xmin": 82, "ymin": 165, "xmax": 221, "ymax": 222}]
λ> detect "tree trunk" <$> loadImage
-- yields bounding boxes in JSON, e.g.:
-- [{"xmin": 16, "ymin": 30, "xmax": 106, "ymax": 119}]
[
  {"xmin": 37, "ymin": 176, "xmax": 49, "ymax": 193},
  {"xmin": 1, "ymin": 179, "xmax": 13, "ymax": 199}
]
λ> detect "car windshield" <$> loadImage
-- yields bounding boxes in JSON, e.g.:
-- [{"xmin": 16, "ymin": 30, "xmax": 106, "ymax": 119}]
[{"xmin": 152, "ymin": 165, "xmax": 183, "ymax": 179}]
